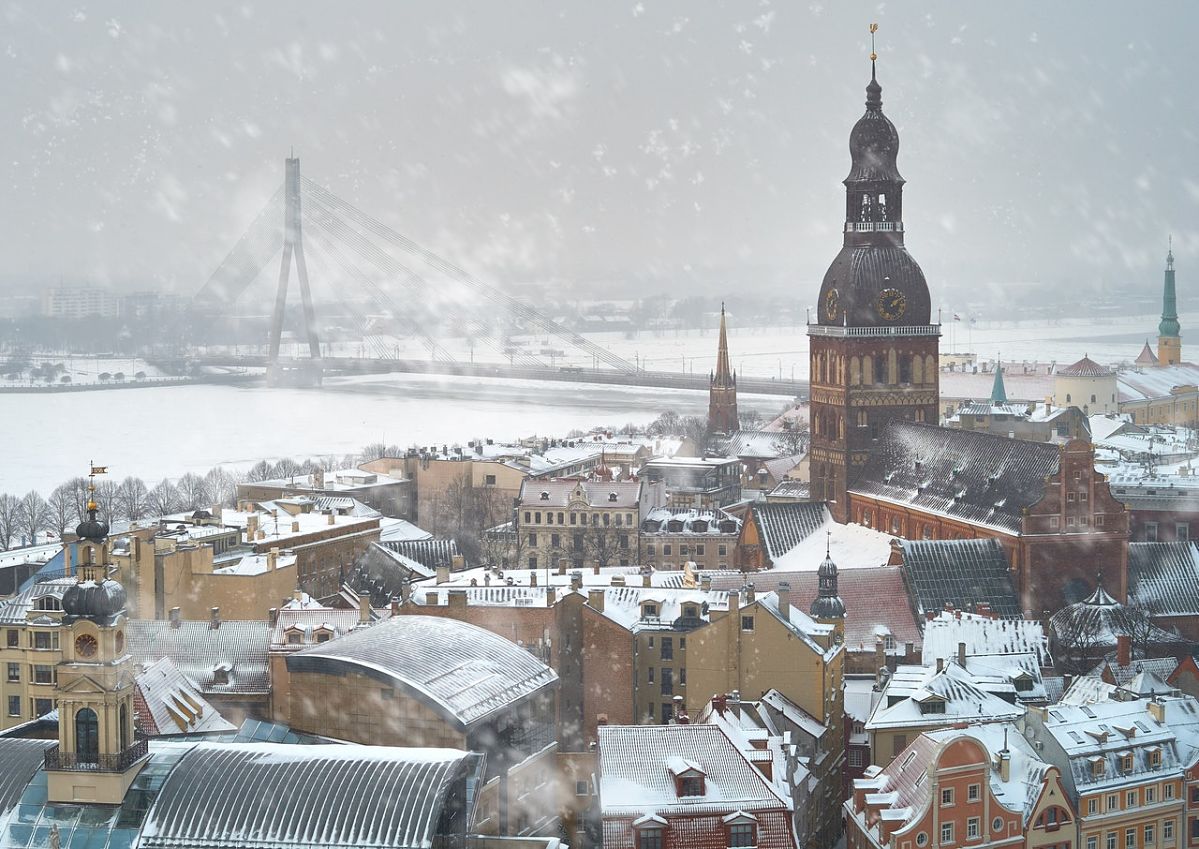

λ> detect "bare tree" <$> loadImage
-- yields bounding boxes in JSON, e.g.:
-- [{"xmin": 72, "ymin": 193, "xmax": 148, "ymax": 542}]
[
  {"xmin": 115, "ymin": 477, "xmax": 150, "ymax": 521},
  {"xmin": 17, "ymin": 491, "xmax": 48, "ymax": 546},
  {"xmin": 47, "ymin": 484, "xmax": 79, "ymax": 538},
  {"xmin": 245, "ymin": 460, "xmax": 276, "ymax": 482},
  {"xmin": 360, "ymin": 442, "xmax": 389, "ymax": 462},
  {"xmin": 772, "ymin": 425, "xmax": 809, "ymax": 457},
  {"xmin": 0, "ymin": 493, "xmax": 21, "ymax": 549},
  {"xmin": 146, "ymin": 479, "xmax": 181, "ymax": 516},
  {"xmin": 94, "ymin": 480, "xmax": 118, "ymax": 526},
  {"xmin": 176, "ymin": 473, "xmax": 209, "ymax": 511},
  {"xmin": 65, "ymin": 476, "xmax": 91, "ymax": 521},
  {"xmin": 275, "ymin": 458, "xmax": 302, "ymax": 480},
  {"xmin": 1050, "ymin": 608, "xmax": 1109, "ymax": 676},
  {"xmin": 739, "ymin": 409, "xmax": 764, "ymax": 430},
  {"xmin": 204, "ymin": 466, "xmax": 239, "ymax": 507},
  {"xmin": 582, "ymin": 521, "xmax": 629, "ymax": 570}
]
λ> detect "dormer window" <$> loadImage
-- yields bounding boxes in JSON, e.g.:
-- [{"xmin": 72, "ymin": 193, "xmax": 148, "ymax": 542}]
[
  {"xmin": 608, "ymin": 492, "xmax": 618, "ymax": 502},
  {"xmin": 668, "ymin": 757, "xmax": 707, "ymax": 797},
  {"xmin": 680, "ymin": 776, "xmax": 704, "ymax": 796},
  {"xmin": 1149, "ymin": 747, "xmax": 1162, "ymax": 767},
  {"xmin": 211, "ymin": 665, "xmax": 230, "ymax": 686},
  {"xmin": 725, "ymin": 813, "xmax": 758, "ymax": 848},
  {"xmin": 642, "ymin": 603, "xmax": 659, "ymax": 619},
  {"xmin": 33, "ymin": 596, "xmax": 61, "ymax": 611},
  {"xmin": 1090, "ymin": 757, "xmax": 1105, "ymax": 778},
  {"xmin": 285, "ymin": 626, "xmax": 305, "ymax": 645},
  {"xmin": 540, "ymin": 491, "xmax": 550, "ymax": 501},
  {"xmin": 919, "ymin": 699, "xmax": 946, "ymax": 715},
  {"xmin": 1119, "ymin": 752, "xmax": 1134, "ymax": 773},
  {"xmin": 314, "ymin": 627, "xmax": 333, "ymax": 643}
]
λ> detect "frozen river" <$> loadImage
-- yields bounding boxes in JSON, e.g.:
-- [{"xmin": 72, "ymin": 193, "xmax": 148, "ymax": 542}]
[
  {"xmin": 0, "ymin": 373, "xmax": 790, "ymax": 494},
  {"xmin": 2, "ymin": 309, "xmax": 1186, "ymax": 495}
]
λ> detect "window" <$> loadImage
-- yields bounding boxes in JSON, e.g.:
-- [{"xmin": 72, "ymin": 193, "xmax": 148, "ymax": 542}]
[
  {"xmin": 661, "ymin": 668, "xmax": 674, "ymax": 696},
  {"xmin": 1146, "ymin": 786, "xmax": 1156, "ymax": 804},
  {"xmin": 1145, "ymin": 825, "xmax": 1155, "ymax": 845},
  {"xmin": 1163, "ymin": 821, "xmax": 1173, "ymax": 841},
  {"xmin": 551, "ymin": 533, "xmax": 560, "ymax": 548},
  {"xmin": 1127, "ymin": 790, "xmax": 1137, "ymax": 807},
  {"xmin": 574, "ymin": 780, "xmax": 588, "ymax": 796},
  {"xmin": 6, "ymin": 696, "xmax": 18, "ymax": 717},
  {"xmin": 6, "ymin": 629, "xmax": 17, "ymax": 647},
  {"xmin": 212, "ymin": 666, "xmax": 229, "ymax": 686},
  {"xmin": 1088, "ymin": 838, "xmax": 1097, "ymax": 849},
  {"xmin": 1127, "ymin": 828, "xmax": 1136, "ymax": 849},
  {"xmin": 484, "ymin": 474, "xmax": 496, "ymax": 486},
  {"xmin": 637, "ymin": 827, "xmax": 663, "ymax": 849},
  {"xmin": 719, "ymin": 544, "xmax": 727, "ymax": 556},
  {"xmin": 33, "ymin": 665, "xmax": 54, "ymax": 685},
  {"xmin": 967, "ymin": 817, "xmax": 980, "ymax": 840},
  {"xmin": 1108, "ymin": 794, "xmax": 1119, "ymax": 811},
  {"xmin": 917, "ymin": 834, "xmax": 928, "ymax": 847},
  {"xmin": 696, "ymin": 544, "xmax": 705, "ymax": 556},
  {"xmin": 1177, "ymin": 524, "xmax": 1190, "ymax": 542},
  {"xmin": 849, "ymin": 749, "xmax": 865, "ymax": 767},
  {"xmin": 527, "ymin": 532, "xmax": 537, "ymax": 547},
  {"xmin": 32, "ymin": 631, "xmax": 57, "ymax": 650},
  {"xmin": 941, "ymin": 822, "xmax": 954, "ymax": 845},
  {"xmin": 728, "ymin": 823, "xmax": 756, "ymax": 847},
  {"xmin": 527, "ymin": 555, "xmax": 537, "ymax": 568},
  {"xmin": 1088, "ymin": 798, "xmax": 1098, "ymax": 815},
  {"xmin": 1106, "ymin": 833, "xmax": 1116, "ymax": 849},
  {"xmin": 680, "ymin": 776, "xmax": 703, "ymax": 796},
  {"xmin": 1081, "ymin": 491, "xmax": 1089, "ymax": 502},
  {"xmin": 1069, "ymin": 492, "xmax": 1076, "ymax": 502},
  {"xmin": 6, "ymin": 663, "xmax": 18, "ymax": 682},
  {"xmin": 661, "ymin": 637, "xmax": 673, "ymax": 660},
  {"xmin": 663, "ymin": 544, "xmax": 672, "ymax": 556},
  {"xmin": 286, "ymin": 631, "xmax": 303, "ymax": 645},
  {"xmin": 942, "ymin": 787, "xmax": 955, "ymax": 806},
  {"xmin": 741, "ymin": 616, "xmax": 754, "ymax": 632},
  {"xmin": 315, "ymin": 631, "xmax": 331, "ymax": 643},
  {"xmin": 1146, "ymin": 522, "xmax": 1159, "ymax": 542},
  {"xmin": 1163, "ymin": 782, "xmax": 1173, "ymax": 800},
  {"xmin": 662, "ymin": 703, "xmax": 673, "ymax": 724},
  {"xmin": 968, "ymin": 783, "xmax": 980, "ymax": 802},
  {"xmin": 648, "ymin": 667, "xmax": 654, "ymax": 683},
  {"xmin": 680, "ymin": 667, "xmax": 686, "ymax": 685},
  {"xmin": 992, "ymin": 817, "xmax": 1002, "ymax": 832}
]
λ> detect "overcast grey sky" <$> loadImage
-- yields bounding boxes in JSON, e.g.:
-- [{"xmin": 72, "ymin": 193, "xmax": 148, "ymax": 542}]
[{"xmin": 2, "ymin": 1, "xmax": 1195, "ymax": 306}]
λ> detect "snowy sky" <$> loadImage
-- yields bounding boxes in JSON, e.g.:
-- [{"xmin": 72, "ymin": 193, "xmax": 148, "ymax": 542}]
[{"xmin": 2, "ymin": 1, "xmax": 1195, "ymax": 303}]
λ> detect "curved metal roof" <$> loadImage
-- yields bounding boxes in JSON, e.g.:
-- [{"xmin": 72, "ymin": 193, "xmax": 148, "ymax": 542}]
[
  {"xmin": 140, "ymin": 742, "xmax": 476, "ymax": 849},
  {"xmin": 817, "ymin": 245, "xmax": 932, "ymax": 328},
  {"xmin": 288, "ymin": 615, "xmax": 558, "ymax": 730}
]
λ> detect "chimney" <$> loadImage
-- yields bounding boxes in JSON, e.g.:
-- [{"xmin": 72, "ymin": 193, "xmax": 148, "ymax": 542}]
[
  {"xmin": 359, "ymin": 593, "xmax": 371, "ymax": 624},
  {"xmin": 449, "ymin": 589, "xmax": 467, "ymax": 609},
  {"xmin": 998, "ymin": 742, "xmax": 1012, "ymax": 782},
  {"xmin": 313, "ymin": 468, "xmax": 324, "ymax": 488},
  {"xmin": 390, "ymin": 598, "xmax": 400, "ymax": 615},
  {"xmin": 209, "ymin": 607, "xmax": 221, "ymax": 629},
  {"xmin": 875, "ymin": 639, "xmax": 886, "ymax": 676},
  {"xmin": 1148, "ymin": 699, "xmax": 1166, "ymax": 723},
  {"xmin": 904, "ymin": 641, "xmax": 914, "ymax": 660},
  {"xmin": 256, "ymin": 529, "xmax": 266, "ymax": 541},
  {"xmin": 1117, "ymin": 634, "xmax": 1131, "ymax": 668},
  {"xmin": 642, "ymin": 573, "xmax": 651, "ymax": 588},
  {"xmin": 267, "ymin": 547, "xmax": 279, "ymax": 571},
  {"xmin": 268, "ymin": 607, "xmax": 278, "ymax": 627},
  {"xmin": 169, "ymin": 607, "xmax": 181, "ymax": 629},
  {"xmin": 588, "ymin": 588, "xmax": 605, "ymax": 613},
  {"xmin": 529, "ymin": 570, "xmax": 538, "ymax": 587},
  {"xmin": 558, "ymin": 558, "xmax": 568, "ymax": 576},
  {"xmin": 291, "ymin": 520, "xmax": 300, "ymax": 533},
  {"xmin": 711, "ymin": 694, "xmax": 727, "ymax": 716},
  {"xmin": 327, "ymin": 511, "xmax": 335, "ymax": 526},
  {"xmin": 426, "ymin": 591, "xmax": 439, "ymax": 606},
  {"xmin": 436, "ymin": 564, "xmax": 450, "ymax": 584},
  {"xmin": 777, "ymin": 581, "xmax": 791, "ymax": 622},
  {"xmin": 744, "ymin": 582, "xmax": 755, "ymax": 605},
  {"xmin": 546, "ymin": 586, "xmax": 557, "ymax": 606},
  {"xmin": 451, "ymin": 554, "xmax": 465, "ymax": 571},
  {"xmin": 292, "ymin": 587, "xmax": 303, "ymax": 602},
  {"xmin": 592, "ymin": 563, "xmax": 601, "ymax": 575},
  {"xmin": 570, "ymin": 571, "xmax": 583, "ymax": 591},
  {"xmin": 701, "ymin": 575, "xmax": 712, "ymax": 591},
  {"xmin": 958, "ymin": 641, "xmax": 967, "ymax": 667},
  {"xmin": 246, "ymin": 514, "xmax": 259, "ymax": 539},
  {"xmin": 729, "ymin": 690, "xmax": 741, "ymax": 718}
]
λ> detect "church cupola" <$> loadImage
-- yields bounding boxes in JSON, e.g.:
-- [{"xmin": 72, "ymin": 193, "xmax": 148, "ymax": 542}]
[
  {"xmin": 1158, "ymin": 238, "xmax": 1181, "ymax": 365},
  {"xmin": 47, "ymin": 463, "xmax": 148, "ymax": 805},
  {"xmin": 809, "ymin": 532, "xmax": 847, "ymax": 623}
]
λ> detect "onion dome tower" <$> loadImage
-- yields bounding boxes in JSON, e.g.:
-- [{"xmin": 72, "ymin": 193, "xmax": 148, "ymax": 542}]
[
  {"xmin": 1158, "ymin": 238, "xmax": 1181, "ymax": 366},
  {"xmin": 809, "ymin": 532, "xmax": 846, "ymax": 637},
  {"xmin": 708, "ymin": 303, "xmax": 739, "ymax": 435},
  {"xmin": 808, "ymin": 26, "xmax": 940, "ymax": 522},
  {"xmin": 49, "ymin": 464, "xmax": 146, "ymax": 804}
]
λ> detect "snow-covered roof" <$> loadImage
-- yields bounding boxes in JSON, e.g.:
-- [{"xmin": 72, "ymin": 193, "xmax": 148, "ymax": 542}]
[
  {"xmin": 1058, "ymin": 356, "xmax": 1112, "ymax": 377},
  {"xmin": 1118, "ymin": 362, "xmax": 1199, "ymax": 402},
  {"xmin": 900, "ymin": 539, "xmax": 1022, "ymax": 619},
  {"xmin": 0, "ymin": 577, "xmax": 74, "ymax": 625},
  {"xmin": 288, "ymin": 615, "xmax": 558, "ymax": 729},
  {"xmin": 923, "ymin": 723, "xmax": 1050, "ymax": 821},
  {"xmin": 518, "ymin": 478, "xmax": 640, "ymax": 509},
  {"xmin": 378, "ymin": 517, "xmax": 434, "ymax": 542},
  {"xmin": 1128, "ymin": 542, "xmax": 1199, "ymax": 616},
  {"xmin": 213, "ymin": 550, "xmax": 297, "ymax": 576},
  {"xmin": 865, "ymin": 663, "xmax": 1025, "ymax": 732},
  {"xmin": 127, "ymin": 618, "xmax": 272, "ymax": 696},
  {"xmin": 272, "ymin": 607, "xmax": 371, "ymax": 649},
  {"xmin": 1049, "ymin": 580, "xmax": 1183, "ymax": 649},
  {"xmin": 641, "ymin": 507, "xmax": 739, "ymax": 535},
  {"xmin": 598, "ymin": 724, "xmax": 792, "ymax": 818},
  {"xmin": 922, "ymin": 611, "xmax": 1050, "ymax": 667},
  {"xmin": 134, "ymin": 657, "xmax": 237, "ymax": 736},
  {"xmin": 749, "ymin": 502, "xmax": 893, "ymax": 571},
  {"xmin": 724, "ymin": 430, "xmax": 799, "ymax": 459}
]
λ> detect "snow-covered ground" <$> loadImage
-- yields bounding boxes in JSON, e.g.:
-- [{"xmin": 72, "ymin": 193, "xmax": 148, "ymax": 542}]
[{"xmin": 0, "ymin": 355, "xmax": 168, "ymax": 387}]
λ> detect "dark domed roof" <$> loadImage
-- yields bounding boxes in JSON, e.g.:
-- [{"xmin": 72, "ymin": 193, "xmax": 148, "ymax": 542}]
[
  {"xmin": 846, "ymin": 68, "xmax": 903, "ymax": 184},
  {"xmin": 63, "ymin": 578, "xmax": 127, "ymax": 624},
  {"xmin": 809, "ymin": 553, "xmax": 846, "ymax": 620},
  {"xmin": 817, "ymin": 245, "xmax": 931, "ymax": 327},
  {"xmin": 75, "ymin": 502, "xmax": 109, "ymax": 542}
]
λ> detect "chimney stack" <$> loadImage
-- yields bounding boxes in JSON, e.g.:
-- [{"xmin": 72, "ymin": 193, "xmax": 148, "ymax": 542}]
[
  {"xmin": 436, "ymin": 564, "xmax": 450, "ymax": 584},
  {"xmin": 570, "ymin": 571, "xmax": 583, "ymax": 591},
  {"xmin": 267, "ymin": 547, "xmax": 279, "ymax": 571},
  {"xmin": 936, "ymin": 656, "xmax": 944, "ymax": 673},
  {"xmin": 390, "ymin": 598, "xmax": 400, "ymax": 615},
  {"xmin": 701, "ymin": 575, "xmax": 712, "ymax": 591},
  {"xmin": 358, "ymin": 593, "xmax": 371, "ymax": 624},
  {"xmin": 558, "ymin": 558, "xmax": 568, "ymax": 576},
  {"xmin": 291, "ymin": 520, "xmax": 300, "ymax": 533},
  {"xmin": 169, "ymin": 607, "xmax": 181, "ymax": 629},
  {"xmin": 958, "ymin": 641, "xmax": 967, "ymax": 667},
  {"xmin": 1117, "ymin": 634, "xmax": 1132, "ymax": 668},
  {"xmin": 546, "ymin": 586, "xmax": 557, "ymax": 606},
  {"xmin": 592, "ymin": 563, "xmax": 601, "ymax": 575},
  {"xmin": 744, "ymin": 582, "xmax": 755, "ymax": 605},
  {"xmin": 529, "ymin": 570, "xmax": 538, "ymax": 587},
  {"xmin": 268, "ymin": 607, "xmax": 278, "ymax": 627},
  {"xmin": 588, "ymin": 588, "xmax": 606, "ymax": 613},
  {"xmin": 777, "ymin": 581, "xmax": 791, "ymax": 622},
  {"xmin": 209, "ymin": 607, "xmax": 221, "ymax": 630},
  {"xmin": 327, "ymin": 511, "xmax": 335, "ymax": 526},
  {"xmin": 448, "ymin": 589, "xmax": 467, "ymax": 609},
  {"xmin": 451, "ymin": 554, "xmax": 465, "ymax": 571}
]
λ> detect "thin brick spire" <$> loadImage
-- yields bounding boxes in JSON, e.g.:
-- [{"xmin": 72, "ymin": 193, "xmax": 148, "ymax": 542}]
[{"xmin": 714, "ymin": 303, "xmax": 733, "ymax": 387}]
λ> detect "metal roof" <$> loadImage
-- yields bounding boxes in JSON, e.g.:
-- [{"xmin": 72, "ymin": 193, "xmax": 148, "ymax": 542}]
[
  {"xmin": 139, "ymin": 743, "xmax": 477, "ymax": 849},
  {"xmin": 288, "ymin": 615, "xmax": 558, "ymax": 730},
  {"xmin": 0, "ymin": 740, "xmax": 53, "ymax": 819},
  {"xmin": 750, "ymin": 502, "xmax": 829, "ymax": 563},
  {"xmin": 853, "ymin": 422, "xmax": 1060, "ymax": 534},
  {"xmin": 126, "ymin": 619, "xmax": 271, "ymax": 695},
  {"xmin": 380, "ymin": 538, "xmax": 459, "ymax": 571},
  {"xmin": 899, "ymin": 538, "xmax": 1022, "ymax": 619},
  {"xmin": 1128, "ymin": 541, "xmax": 1199, "ymax": 616}
]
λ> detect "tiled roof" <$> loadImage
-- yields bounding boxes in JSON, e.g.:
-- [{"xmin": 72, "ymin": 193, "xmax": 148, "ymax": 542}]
[
  {"xmin": 598, "ymin": 724, "xmax": 791, "ymax": 817},
  {"xmin": 899, "ymin": 539, "xmax": 1021, "ymax": 619},
  {"xmin": 750, "ymin": 502, "xmax": 829, "ymax": 562},
  {"xmin": 1128, "ymin": 541, "xmax": 1199, "ymax": 616},
  {"xmin": 518, "ymin": 479, "xmax": 641, "ymax": 509},
  {"xmin": 380, "ymin": 538, "xmax": 459, "ymax": 571},
  {"xmin": 135, "ymin": 657, "xmax": 237, "ymax": 736},
  {"xmin": 1057, "ymin": 356, "xmax": 1111, "ymax": 377},
  {"xmin": 126, "ymin": 619, "xmax": 272, "ymax": 695},
  {"xmin": 1049, "ymin": 583, "xmax": 1183, "ymax": 649},
  {"xmin": 289, "ymin": 615, "xmax": 558, "ymax": 729},
  {"xmin": 865, "ymin": 663, "xmax": 1025, "ymax": 731},
  {"xmin": 852, "ymin": 422, "xmax": 1059, "ymax": 533},
  {"xmin": 1091, "ymin": 655, "xmax": 1180, "ymax": 688},
  {"xmin": 139, "ymin": 743, "xmax": 479, "ymax": 849},
  {"xmin": 1136, "ymin": 342, "xmax": 1160, "ymax": 366},
  {"xmin": 708, "ymin": 567, "xmax": 922, "ymax": 654}
]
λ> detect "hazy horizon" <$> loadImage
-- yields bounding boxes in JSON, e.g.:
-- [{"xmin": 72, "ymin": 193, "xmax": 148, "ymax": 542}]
[{"xmin": 3, "ymin": 1, "xmax": 1196, "ymax": 308}]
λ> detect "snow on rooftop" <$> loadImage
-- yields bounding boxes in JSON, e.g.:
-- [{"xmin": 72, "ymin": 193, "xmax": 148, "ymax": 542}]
[{"xmin": 770, "ymin": 520, "xmax": 893, "ymax": 572}]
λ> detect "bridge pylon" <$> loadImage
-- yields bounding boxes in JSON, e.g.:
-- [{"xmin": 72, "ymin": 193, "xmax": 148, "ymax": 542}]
[{"xmin": 267, "ymin": 155, "xmax": 323, "ymax": 386}]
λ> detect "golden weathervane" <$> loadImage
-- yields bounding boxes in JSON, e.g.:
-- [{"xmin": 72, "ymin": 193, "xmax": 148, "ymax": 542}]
[{"xmin": 870, "ymin": 22, "xmax": 879, "ymax": 62}]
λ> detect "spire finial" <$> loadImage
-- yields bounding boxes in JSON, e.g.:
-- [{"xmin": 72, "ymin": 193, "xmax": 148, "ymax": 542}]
[
  {"xmin": 826, "ymin": 528, "xmax": 832, "ymax": 558},
  {"xmin": 865, "ymin": 23, "xmax": 882, "ymax": 108},
  {"xmin": 870, "ymin": 22, "xmax": 878, "ymax": 65}
]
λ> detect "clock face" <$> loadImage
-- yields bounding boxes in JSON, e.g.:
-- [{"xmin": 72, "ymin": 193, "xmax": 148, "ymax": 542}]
[
  {"xmin": 824, "ymin": 288, "xmax": 840, "ymax": 322},
  {"xmin": 75, "ymin": 634, "xmax": 98, "ymax": 659},
  {"xmin": 877, "ymin": 287, "xmax": 907, "ymax": 321}
]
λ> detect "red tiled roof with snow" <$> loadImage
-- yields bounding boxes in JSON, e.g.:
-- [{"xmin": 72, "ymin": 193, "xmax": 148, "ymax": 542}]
[
  {"xmin": 1056, "ymin": 356, "xmax": 1111, "ymax": 377},
  {"xmin": 1135, "ymin": 342, "xmax": 1160, "ymax": 366}
]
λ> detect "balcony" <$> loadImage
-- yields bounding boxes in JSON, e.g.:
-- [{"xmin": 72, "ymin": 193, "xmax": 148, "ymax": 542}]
[
  {"xmin": 44, "ymin": 738, "xmax": 148, "ymax": 773},
  {"xmin": 845, "ymin": 221, "xmax": 903, "ymax": 233},
  {"xmin": 807, "ymin": 323, "xmax": 942, "ymax": 338}
]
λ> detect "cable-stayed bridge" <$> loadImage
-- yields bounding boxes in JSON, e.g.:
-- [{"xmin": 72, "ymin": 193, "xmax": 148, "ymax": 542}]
[{"xmin": 185, "ymin": 157, "xmax": 804, "ymax": 397}]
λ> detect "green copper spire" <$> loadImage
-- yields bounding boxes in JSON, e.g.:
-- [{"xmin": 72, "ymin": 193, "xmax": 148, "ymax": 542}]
[
  {"xmin": 1160, "ymin": 238, "xmax": 1180, "ymax": 338},
  {"xmin": 990, "ymin": 359, "xmax": 1007, "ymax": 404}
]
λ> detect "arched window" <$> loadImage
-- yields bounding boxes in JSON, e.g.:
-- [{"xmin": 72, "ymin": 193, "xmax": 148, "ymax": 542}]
[
  {"xmin": 925, "ymin": 355, "xmax": 936, "ymax": 383},
  {"xmin": 1066, "ymin": 394, "xmax": 1071, "ymax": 403},
  {"xmin": 888, "ymin": 349, "xmax": 898, "ymax": 384},
  {"xmin": 863, "ymin": 355, "xmax": 874, "ymax": 384},
  {"xmin": 75, "ymin": 707, "xmax": 99, "ymax": 763},
  {"xmin": 912, "ymin": 355, "xmax": 924, "ymax": 384},
  {"xmin": 120, "ymin": 704, "xmax": 129, "ymax": 749},
  {"xmin": 899, "ymin": 356, "xmax": 913, "ymax": 384},
  {"xmin": 877, "ymin": 193, "xmax": 888, "ymax": 221},
  {"xmin": 850, "ymin": 356, "xmax": 861, "ymax": 386}
]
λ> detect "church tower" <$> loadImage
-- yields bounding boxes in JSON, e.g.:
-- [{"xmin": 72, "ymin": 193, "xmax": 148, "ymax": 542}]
[
  {"xmin": 809, "ymin": 533, "xmax": 846, "ymax": 642},
  {"xmin": 1158, "ymin": 239, "xmax": 1181, "ymax": 366},
  {"xmin": 808, "ymin": 34, "xmax": 939, "ymax": 522},
  {"xmin": 708, "ymin": 303, "xmax": 739, "ymax": 435},
  {"xmin": 47, "ymin": 467, "xmax": 147, "ymax": 804}
]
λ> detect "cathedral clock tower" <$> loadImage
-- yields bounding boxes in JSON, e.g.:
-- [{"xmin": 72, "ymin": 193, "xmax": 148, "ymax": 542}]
[
  {"xmin": 47, "ymin": 469, "xmax": 147, "ymax": 804},
  {"xmin": 808, "ymin": 38, "xmax": 940, "ymax": 522}
]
